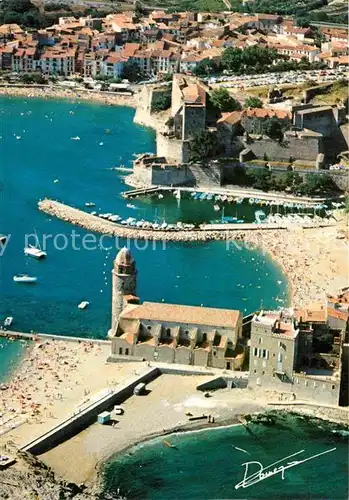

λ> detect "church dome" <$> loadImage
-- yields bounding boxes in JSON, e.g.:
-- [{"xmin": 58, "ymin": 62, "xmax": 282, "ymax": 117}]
[{"xmin": 114, "ymin": 247, "xmax": 134, "ymax": 266}]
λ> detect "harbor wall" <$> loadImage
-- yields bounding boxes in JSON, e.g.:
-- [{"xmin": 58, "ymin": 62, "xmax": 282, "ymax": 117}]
[
  {"xmin": 21, "ymin": 367, "xmax": 160, "ymax": 455},
  {"xmin": 38, "ymin": 199, "xmax": 335, "ymax": 243}
]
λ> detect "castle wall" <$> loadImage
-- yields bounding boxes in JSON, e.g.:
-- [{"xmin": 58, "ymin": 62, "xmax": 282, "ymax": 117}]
[
  {"xmin": 183, "ymin": 105, "xmax": 206, "ymax": 140},
  {"xmin": 294, "ymin": 109, "xmax": 337, "ymax": 138},
  {"xmin": 156, "ymin": 132, "xmax": 189, "ymax": 163}
]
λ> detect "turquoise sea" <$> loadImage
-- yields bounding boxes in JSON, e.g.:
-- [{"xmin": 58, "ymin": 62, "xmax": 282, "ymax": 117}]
[
  {"xmin": 103, "ymin": 413, "xmax": 349, "ymax": 499},
  {"xmin": 0, "ymin": 96, "xmax": 288, "ymax": 380}
]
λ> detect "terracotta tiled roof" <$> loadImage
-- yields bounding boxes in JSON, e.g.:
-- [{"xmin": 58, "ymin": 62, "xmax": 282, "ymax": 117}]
[
  {"xmin": 295, "ymin": 303, "xmax": 327, "ymax": 323},
  {"xmin": 245, "ymin": 108, "xmax": 291, "ymax": 120},
  {"xmin": 217, "ymin": 111, "xmax": 242, "ymax": 125},
  {"xmin": 120, "ymin": 301, "xmax": 241, "ymax": 328},
  {"xmin": 327, "ymin": 307, "xmax": 349, "ymax": 322}
]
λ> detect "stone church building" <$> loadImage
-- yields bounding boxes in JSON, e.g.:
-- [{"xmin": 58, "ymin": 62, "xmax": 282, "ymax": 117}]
[{"xmin": 108, "ymin": 248, "xmax": 245, "ymax": 370}]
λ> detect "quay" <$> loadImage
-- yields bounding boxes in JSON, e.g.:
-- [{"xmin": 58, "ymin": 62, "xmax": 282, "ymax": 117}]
[
  {"xmin": 122, "ymin": 185, "xmax": 330, "ymax": 207},
  {"xmin": 21, "ymin": 367, "xmax": 160, "ymax": 455},
  {"xmin": 38, "ymin": 199, "xmax": 335, "ymax": 242},
  {"xmin": 0, "ymin": 330, "xmax": 110, "ymax": 345}
]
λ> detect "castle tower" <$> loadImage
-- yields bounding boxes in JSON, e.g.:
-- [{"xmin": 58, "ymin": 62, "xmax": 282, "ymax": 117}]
[{"xmin": 111, "ymin": 247, "xmax": 137, "ymax": 333}]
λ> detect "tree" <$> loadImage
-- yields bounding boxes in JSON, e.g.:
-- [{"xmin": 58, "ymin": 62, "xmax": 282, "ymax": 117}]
[
  {"xmin": 262, "ymin": 117, "xmax": 286, "ymax": 141},
  {"xmin": 193, "ymin": 58, "xmax": 219, "ymax": 77},
  {"xmin": 245, "ymin": 97, "xmax": 263, "ymax": 108},
  {"xmin": 151, "ymin": 92, "xmax": 171, "ymax": 112},
  {"xmin": 120, "ymin": 61, "xmax": 141, "ymax": 83},
  {"xmin": 210, "ymin": 88, "xmax": 240, "ymax": 112},
  {"xmin": 189, "ymin": 130, "xmax": 219, "ymax": 162}
]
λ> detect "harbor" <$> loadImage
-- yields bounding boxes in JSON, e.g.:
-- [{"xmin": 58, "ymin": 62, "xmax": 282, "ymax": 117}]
[{"xmin": 38, "ymin": 199, "xmax": 337, "ymax": 242}]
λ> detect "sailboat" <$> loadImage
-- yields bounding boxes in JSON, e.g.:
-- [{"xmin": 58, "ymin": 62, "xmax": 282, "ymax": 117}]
[
  {"xmin": 24, "ymin": 245, "xmax": 47, "ymax": 259},
  {"xmin": 24, "ymin": 230, "xmax": 47, "ymax": 259}
]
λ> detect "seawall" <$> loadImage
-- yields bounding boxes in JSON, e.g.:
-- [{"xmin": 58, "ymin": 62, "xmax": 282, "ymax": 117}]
[
  {"xmin": 38, "ymin": 199, "xmax": 296, "ymax": 242},
  {"xmin": 21, "ymin": 367, "xmax": 160, "ymax": 455}
]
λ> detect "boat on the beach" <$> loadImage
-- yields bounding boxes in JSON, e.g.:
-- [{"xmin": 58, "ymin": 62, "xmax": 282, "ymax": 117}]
[
  {"xmin": 24, "ymin": 245, "xmax": 47, "ymax": 259},
  {"xmin": 13, "ymin": 274, "xmax": 37, "ymax": 284}
]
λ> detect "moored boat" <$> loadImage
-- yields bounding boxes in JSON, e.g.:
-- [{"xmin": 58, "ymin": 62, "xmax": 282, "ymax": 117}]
[
  {"xmin": 24, "ymin": 245, "xmax": 47, "ymax": 259},
  {"xmin": 13, "ymin": 274, "xmax": 37, "ymax": 283}
]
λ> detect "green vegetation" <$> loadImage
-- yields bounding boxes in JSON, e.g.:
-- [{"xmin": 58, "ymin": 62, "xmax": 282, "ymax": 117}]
[
  {"xmin": 151, "ymin": 91, "xmax": 172, "ymax": 112},
  {"xmin": 19, "ymin": 72, "xmax": 47, "ymax": 84},
  {"xmin": 262, "ymin": 116, "xmax": 287, "ymax": 141},
  {"xmin": 189, "ymin": 130, "xmax": 219, "ymax": 161},
  {"xmin": 228, "ymin": 166, "xmax": 340, "ymax": 195},
  {"xmin": 236, "ymin": 0, "xmax": 348, "ymax": 24},
  {"xmin": 245, "ymin": 97, "xmax": 263, "ymax": 108},
  {"xmin": 168, "ymin": 0, "xmax": 226, "ymax": 13},
  {"xmin": 192, "ymin": 58, "xmax": 219, "ymax": 77},
  {"xmin": 210, "ymin": 88, "xmax": 240, "ymax": 112},
  {"xmin": 221, "ymin": 46, "xmax": 279, "ymax": 74},
  {"xmin": 0, "ymin": 0, "xmax": 115, "ymax": 29},
  {"xmin": 121, "ymin": 61, "xmax": 142, "ymax": 82}
]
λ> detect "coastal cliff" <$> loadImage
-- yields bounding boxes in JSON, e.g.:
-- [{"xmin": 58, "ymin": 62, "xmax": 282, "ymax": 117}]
[{"xmin": 0, "ymin": 443, "xmax": 106, "ymax": 500}]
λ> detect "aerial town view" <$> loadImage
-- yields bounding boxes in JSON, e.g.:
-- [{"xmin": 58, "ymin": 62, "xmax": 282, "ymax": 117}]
[{"xmin": 0, "ymin": 0, "xmax": 348, "ymax": 498}]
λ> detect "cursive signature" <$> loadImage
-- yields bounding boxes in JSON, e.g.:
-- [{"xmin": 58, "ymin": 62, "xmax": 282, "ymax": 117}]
[{"xmin": 235, "ymin": 447, "xmax": 336, "ymax": 490}]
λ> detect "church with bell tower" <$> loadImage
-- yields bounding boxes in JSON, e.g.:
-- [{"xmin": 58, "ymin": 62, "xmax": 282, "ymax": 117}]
[
  {"xmin": 109, "ymin": 247, "xmax": 244, "ymax": 370},
  {"xmin": 111, "ymin": 247, "xmax": 138, "ymax": 334}
]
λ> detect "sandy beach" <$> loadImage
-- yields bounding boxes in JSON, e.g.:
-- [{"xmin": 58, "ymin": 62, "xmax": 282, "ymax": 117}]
[
  {"xmin": 0, "ymin": 84, "xmax": 136, "ymax": 107},
  {"xmin": 0, "ymin": 339, "xmax": 147, "ymax": 446}
]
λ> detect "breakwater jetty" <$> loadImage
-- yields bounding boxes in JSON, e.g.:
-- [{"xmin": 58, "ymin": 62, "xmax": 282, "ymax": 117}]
[{"xmin": 38, "ymin": 199, "xmax": 334, "ymax": 242}]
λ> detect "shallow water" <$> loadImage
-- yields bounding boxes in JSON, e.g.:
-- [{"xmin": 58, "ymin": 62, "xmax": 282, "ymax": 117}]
[{"xmin": 103, "ymin": 413, "xmax": 349, "ymax": 499}]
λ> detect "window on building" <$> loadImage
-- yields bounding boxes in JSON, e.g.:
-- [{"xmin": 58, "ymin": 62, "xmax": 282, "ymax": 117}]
[
  {"xmin": 119, "ymin": 347, "xmax": 123, "ymax": 355},
  {"xmin": 166, "ymin": 328, "xmax": 171, "ymax": 337},
  {"xmin": 262, "ymin": 371, "xmax": 265, "ymax": 375},
  {"xmin": 202, "ymin": 333, "xmax": 207, "ymax": 342},
  {"xmin": 125, "ymin": 348, "xmax": 129, "ymax": 356},
  {"xmin": 254, "ymin": 369, "xmax": 256, "ymax": 373},
  {"xmin": 277, "ymin": 352, "xmax": 283, "ymax": 363},
  {"xmin": 259, "ymin": 337, "xmax": 263, "ymax": 344},
  {"xmin": 147, "ymin": 326, "xmax": 152, "ymax": 330},
  {"xmin": 185, "ymin": 330, "xmax": 189, "ymax": 335},
  {"xmin": 253, "ymin": 347, "xmax": 258, "ymax": 357},
  {"xmin": 332, "ymin": 385, "xmax": 335, "ymax": 390}
]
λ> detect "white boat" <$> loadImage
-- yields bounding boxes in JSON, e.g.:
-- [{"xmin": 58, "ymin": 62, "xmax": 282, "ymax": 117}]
[
  {"xmin": 24, "ymin": 245, "xmax": 46, "ymax": 259},
  {"xmin": 85, "ymin": 202, "xmax": 96, "ymax": 207},
  {"xmin": 13, "ymin": 274, "xmax": 37, "ymax": 283},
  {"xmin": 78, "ymin": 301, "xmax": 89, "ymax": 310},
  {"xmin": 71, "ymin": 136, "xmax": 80, "ymax": 141},
  {"xmin": 214, "ymin": 205, "xmax": 220, "ymax": 211},
  {"xmin": 4, "ymin": 317, "xmax": 13, "ymax": 327},
  {"xmin": 0, "ymin": 234, "xmax": 7, "ymax": 244},
  {"xmin": 126, "ymin": 203, "xmax": 137, "ymax": 209}
]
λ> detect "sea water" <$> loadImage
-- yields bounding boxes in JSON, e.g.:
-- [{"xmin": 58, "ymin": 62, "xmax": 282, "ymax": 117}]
[
  {"xmin": 0, "ymin": 96, "xmax": 287, "ymax": 378},
  {"xmin": 103, "ymin": 412, "xmax": 349, "ymax": 499}
]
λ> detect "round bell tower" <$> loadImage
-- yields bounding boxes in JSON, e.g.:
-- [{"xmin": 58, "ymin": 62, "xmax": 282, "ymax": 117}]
[{"xmin": 111, "ymin": 247, "xmax": 137, "ymax": 333}]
